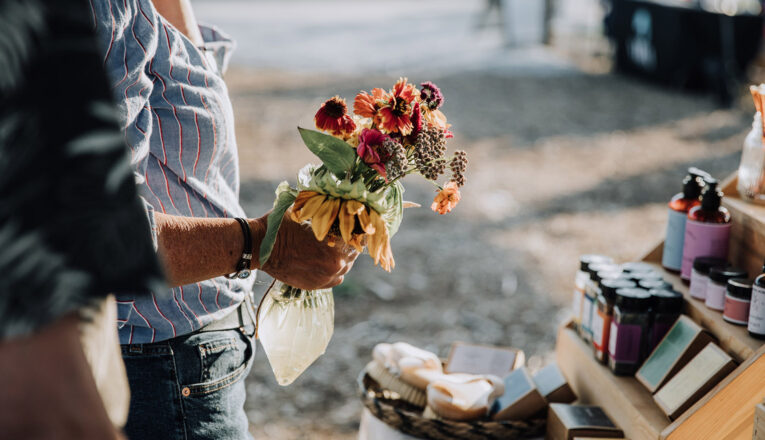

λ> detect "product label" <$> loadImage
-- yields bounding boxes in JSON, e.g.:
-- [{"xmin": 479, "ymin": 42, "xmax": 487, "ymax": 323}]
[
  {"xmin": 723, "ymin": 294, "xmax": 750, "ymax": 325},
  {"xmin": 572, "ymin": 289, "xmax": 583, "ymax": 322},
  {"xmin": 662, "ymin": 208, "xmax": 688, "ymax": 271},
  {"xmin": 681, "ymin": 220, "xmax": 731, "ymax": 280},
  {"xmin": 689, "ymin": 269, "xmax": 708, "ymax": 300},
  {"xmin": 608, "ymin": 321, "xmax": 643, "ymax": 363},
  {"xmin": 748, "ymin": 285, "xmax": 765, "ymax": 334},
  {"xmin": 592, "ymin": 310, "xmax": 604, "ymax": 346},
  {"xmin": 582, "ymin": 296, "xmax": 594, "ymax": 337},
  {"xmin": 705, "ymin": 282, "xmax": 726, "ymax": 311},
  {"xmin": 593, "ymin": 310, "xmax": 611, "ymax": 355}
]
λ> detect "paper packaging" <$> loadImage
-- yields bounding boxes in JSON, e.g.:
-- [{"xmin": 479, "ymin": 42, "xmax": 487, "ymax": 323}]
[
  {"xmin": 546, "ymin": 404, "xmax": 624, "ymax": 440},
  {"xmin": 533, "ymin": 362, "xmax": 576, "ymax": 404},
  {"xmin": 491, "ymin": 367, "xmax": 546, "ymax": 421},
  {"xmin": 445, "ymin": 342, "xmax": 524, "ymax": 377},
  {"xmin": 636, "ymin": 315, "xmax": 715, "ymax": 393},
  {"xmin": 654, "ymin": 343, "xmax": 736, "ymax": 420},
  {"xmin": 753, "ymin": 402, "xmax": 765, "ymax": 440}
]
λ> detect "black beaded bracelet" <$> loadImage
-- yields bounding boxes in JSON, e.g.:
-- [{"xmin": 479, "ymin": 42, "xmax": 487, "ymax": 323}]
[{"xmin": 225, "ymin": 218, "xmax": 252, "ymax": 279}]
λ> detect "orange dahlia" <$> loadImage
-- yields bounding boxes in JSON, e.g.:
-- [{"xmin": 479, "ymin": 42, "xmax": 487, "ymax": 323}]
[
  {"xmin": 377, "ymin": 78, "xmax": 419, "ymax": 136},
  {"xmin": 314, "ymin": 96, "xmax": 356, "ymax": 138}
]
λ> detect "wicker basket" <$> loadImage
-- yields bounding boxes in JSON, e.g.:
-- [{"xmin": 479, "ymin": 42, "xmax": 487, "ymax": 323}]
[{"xmin": 358, "ymin": 371, "xmax": 546, "ymax": 440}]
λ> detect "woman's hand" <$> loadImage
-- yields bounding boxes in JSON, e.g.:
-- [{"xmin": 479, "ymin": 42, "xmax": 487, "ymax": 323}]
[{"xmin": 253, "ymin": 211, "xmax": 359, "ymax": 290}]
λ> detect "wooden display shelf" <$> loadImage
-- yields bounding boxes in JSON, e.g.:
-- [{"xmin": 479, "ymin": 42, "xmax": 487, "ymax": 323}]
[
  {"xmin": 552, "ymin": 172, "xmax": 765, "ymax": 440},
  {"xmin": 555, "ymin": 325, "xmax": 670, "ymax": 440},
  {"xmin": 640, "ymin": 262, "xmax": 762, "ymax": 362}
]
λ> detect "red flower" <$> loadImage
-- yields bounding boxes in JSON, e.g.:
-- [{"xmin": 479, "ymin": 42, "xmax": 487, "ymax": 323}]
[
  {"xmin": 377, "ymin": 78, "xmax": 419, "ymax": 135},
  {"xmin": 315, "ymin": 96, "xmax": 356, "ymax": 138},
  {"xmin": 354, "ymin": 88, "xmax": 387, "ymax": 118},
  {"xmin": 357, "ymin": 128, "xmax": 389, "ymax": 179}
]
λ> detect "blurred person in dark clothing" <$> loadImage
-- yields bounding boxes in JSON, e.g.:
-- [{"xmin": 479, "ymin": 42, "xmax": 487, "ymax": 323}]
[{"xmin": 0, "ymin": 0, "xmax": 164, "ymax": 437}]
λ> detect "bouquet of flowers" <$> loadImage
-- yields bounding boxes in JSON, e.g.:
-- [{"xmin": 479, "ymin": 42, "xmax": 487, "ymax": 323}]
[{"xmin": 256, "ymin": 78, "xmax": 467, "ymax": 385}]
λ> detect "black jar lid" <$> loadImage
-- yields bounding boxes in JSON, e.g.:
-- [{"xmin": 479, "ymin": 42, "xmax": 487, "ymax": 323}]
[
  {"xmin": 709, "ymin": 267, "xmax": 747, "ymax": 285},
  {"xmin": 587, "ymin": 262, "xmax": 619, "ymax": 278},
  {"xmin": 727, "ymin": 278, "xmax": 753, "ymax": 300},
  {"xmin": 615, "ymin": 287, "xmax": 652, "ymax": 311},
  {"xmin": 692, "ymin": 256, "xmax": 728, "ymax": 275},
  {"xmin": 629, "ymin": 271, "xmax": 663, "ymax": 283},
  {"xmin": 621, "ymin": 262, "xmax": 656, "ymax": 273},
  {"xmin": 639, "ymin": 279, "xmax": 672, "ymax": 290},
  {"xmin": 601, "ymin": 279, "xmax": 638, "ymax": 301},
  {"xmin": 649, "ymin": 288, "xmax": 683, "ymax": 313},
  {"xmin": 580, "ymin": 254, "xmax": 614, "ymax": 272}
]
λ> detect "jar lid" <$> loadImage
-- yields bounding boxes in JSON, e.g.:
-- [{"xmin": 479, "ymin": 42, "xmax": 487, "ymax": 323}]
[
  {"xmin": 727, "ymin": 278, "xmax": 753, "ymax": 300},
  {"xmin": 649, "ymin": 288, "xmax": 683, "ymax": 313},
  {"xmin": 709, "ymin": 267, "xmax": 747, "ymax": 284},
  {"xmin": 621, "ymin": 262, "xmax": 656, "ymax": 273},
  {"xmin": 692, "ymin": 256, "xmax": 728, "ymax": 275},
  {"xmin": 629, "ymin": 271, "xmax": 663, "ymax": 283},
  {"xmin": 639, "ymin": 279, "xmax": 673, "ymax": 290},
  {"xmin": 601, "ymin": 279, "xmax": 638, "ymax": 301},
  {"xmin": 587, "ymin": 262, "xmax": 619, "ymax": 278},
  {"xmin": 594, "ymin": 270, "xmax": 629, "ymax": 284},
  {"xmin": 615, "ymin": 287, "xmax": 652, "ymax": 311},
  {"xmin": 580, "ymin": 254, "xmax": 613, "ymax": 272}
]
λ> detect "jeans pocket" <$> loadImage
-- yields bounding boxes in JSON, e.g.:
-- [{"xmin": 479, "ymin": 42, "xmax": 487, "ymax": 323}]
[{"xmin": 182, "ymin": 331, "xmax": 254, "ymax": 397}]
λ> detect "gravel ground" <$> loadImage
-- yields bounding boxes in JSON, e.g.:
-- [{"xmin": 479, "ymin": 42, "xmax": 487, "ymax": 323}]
[{"xmin": 194, "ymin": 1, "xmax": 759, "ymax": 438}]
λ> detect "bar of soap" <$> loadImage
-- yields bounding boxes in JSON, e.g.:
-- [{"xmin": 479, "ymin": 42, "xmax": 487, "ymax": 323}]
[
  {"xmin": 654, "ymin": 343, "xmax": 736, "ymax": 420},
  {"xmin": 636, "ymin": 315, "xmax": 714, "ymax": 393},
  {"xmin": 546, "ymin": 404, "xmax": 624, "ymax": 440},
  {"xmin": 490, "ymin": 367, "xmax": 546, "ymax": 421},
  {"xmin": 533, "ymin": 362, "xmax": 576, "ymax": 404},
  {"xmin": 445, "ymin": 342, "xmax": 524, "ymax": 377}
]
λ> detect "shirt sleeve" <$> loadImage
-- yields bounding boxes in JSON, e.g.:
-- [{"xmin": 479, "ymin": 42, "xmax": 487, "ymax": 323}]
[
  {"xmin": 0, "ymin": 0, "xmax": 165, "ymax": 340},
  {"xmin": 90, "ymin": 0, "xmax": 161, "ymax": 246},
  {"xmin": 198, "ymin": 23, "xmax": 236, "ymax": 75}
]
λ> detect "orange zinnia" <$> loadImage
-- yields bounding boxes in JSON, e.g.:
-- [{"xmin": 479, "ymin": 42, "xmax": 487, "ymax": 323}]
[{"xmin": 431, "ymin": 181, "xmax": 461, "ymax": 215}]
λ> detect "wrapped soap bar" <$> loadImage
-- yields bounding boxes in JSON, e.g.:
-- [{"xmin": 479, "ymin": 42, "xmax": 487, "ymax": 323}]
[
  {"xmin": 445, "ymin": 342, "xmax": 524, "ymax": 377},
  {"xmin": 546, "ymin": 404, "xmax": 624, "ymax": 440},
  {"xmin": 533, "ymin": 362, "xmax": 576, "ymax": 404},
  {"xmin": 490, "ymin": 367, "xmax": 546, "ymax": 421}
]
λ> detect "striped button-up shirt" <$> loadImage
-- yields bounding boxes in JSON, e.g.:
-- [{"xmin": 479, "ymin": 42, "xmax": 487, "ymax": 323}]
[{"xmin": 90, "ymin": 0, "xmax": 254, "ymax": 344}]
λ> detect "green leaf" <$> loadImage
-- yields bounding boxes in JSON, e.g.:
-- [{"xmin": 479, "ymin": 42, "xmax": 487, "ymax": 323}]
[
  {"xmin": 259, "ymin": 184, "xmax": 298, "ymax": 267},
  {"xmin": 298, "ymin": 127, "xmax": 357, "ymax": 178}
]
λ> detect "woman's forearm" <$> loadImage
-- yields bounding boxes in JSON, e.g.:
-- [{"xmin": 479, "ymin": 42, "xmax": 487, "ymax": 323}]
[{"xmin": 154, "ymin": 213, "xmax": 265, "ymax": 287}]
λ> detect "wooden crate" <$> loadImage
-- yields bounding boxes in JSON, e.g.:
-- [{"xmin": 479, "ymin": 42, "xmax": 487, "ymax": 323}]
[{"xmin": 553, "ymin": 172, "xmax": 765, "ymax": 440}]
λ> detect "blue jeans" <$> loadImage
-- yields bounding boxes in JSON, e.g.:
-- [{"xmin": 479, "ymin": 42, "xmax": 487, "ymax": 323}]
[{"xmin": 121, "ymin": 326, "xmax": 255, "ymax": 440}]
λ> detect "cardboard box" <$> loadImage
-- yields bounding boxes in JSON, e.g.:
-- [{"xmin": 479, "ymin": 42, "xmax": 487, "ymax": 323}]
[
  {"xmin": 654, "ymin": 342, "xmax": 736, "ymax": 420},
  {"xmin": 754, "ymin": 402, "xmax": 765, "ymax": 440},
  {"xmin": 546, "ymin": 404, "xmax": 624, "ymax": 440},
  {"xmin": 636, "ymin": 315, "xmax": 714, "ymax": 393},
  {"xmin": 445, "ymin": 342, "xmax": 524, "ymax": 377},
  {"xmin": 491, "ymin": 367, "xmax": 546, "ymax": 421},
  {"xmin": 533, "ymin": 362, "xmax": 576, "ymax": 404}
]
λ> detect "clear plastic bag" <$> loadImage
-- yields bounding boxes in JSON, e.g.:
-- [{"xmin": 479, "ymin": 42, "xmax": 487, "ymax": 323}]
[{"xmin": 256, "ymin": 281, "xmax": 335, "ymax": 386}]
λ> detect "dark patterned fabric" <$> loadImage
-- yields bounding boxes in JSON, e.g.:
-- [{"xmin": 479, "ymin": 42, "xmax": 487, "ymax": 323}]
[{"xmin": 0, "ymin": 0, "xmax": 164, "ymax": 339}]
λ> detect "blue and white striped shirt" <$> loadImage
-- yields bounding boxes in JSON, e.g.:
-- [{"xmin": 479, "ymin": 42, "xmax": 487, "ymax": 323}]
[{"xmin": 90, "ymin": 0, "xmax": 254, "ymax": 344}]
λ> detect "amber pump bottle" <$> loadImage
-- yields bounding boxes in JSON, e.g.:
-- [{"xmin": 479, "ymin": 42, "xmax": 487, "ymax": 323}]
[
  {"xmin": 661, "ymin": 168, "xmax": 707, "ymax": 272},
  {"xmin": 680, "ymin": 178, "xmax": 732, "ymax": 281}
]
